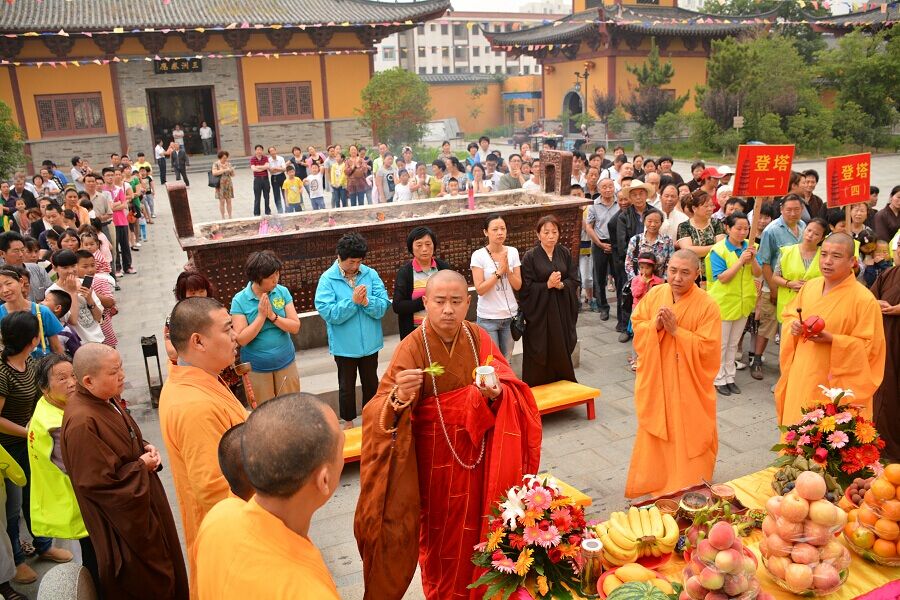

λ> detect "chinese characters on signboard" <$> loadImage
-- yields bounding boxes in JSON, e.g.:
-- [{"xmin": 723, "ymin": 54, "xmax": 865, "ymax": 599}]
[
  {"xmin": 733, "ymin": 144, "xmax": 796, "ymax": 197},
  {"xmin": 825, "ymin": 153, "xmax": 871, "ymax": 207},
  {"xmin": 154, "ymin": 58, "xmax": 203, "ymax": 75}
]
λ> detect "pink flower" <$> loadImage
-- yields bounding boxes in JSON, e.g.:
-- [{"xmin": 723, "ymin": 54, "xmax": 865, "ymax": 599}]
[
  {"xmin": 523, "ymin": 526, "xmax": 542, "ymax": 546},
  {"xmin": 491, "ymin": 556, "xmax": 516, "ymax": 574},
  {"xmin": 525, "ymin": 486, "xmax": 552, "ymax": 512},
  {"xmin": 536, "ymin": 525, "xmax": 562, "ymax": 548},
  {"xmin": 827, "ymin": 431, "xmax": 849, "ymax": 449},
  {"xmin": 474, "ymin": 542, "xmax": 487, "ymax": 552},
  {"xmin": 835, "ymin": 412, "xmax": 854, "ymax": 424},
  {"xmin": 803, "ymin": 409, "xmax": 825, "ymax": 423},
  {"xmin": 815, "ymin": 447, "xmax": 829, "ymax": 460},
  {"xmin": 551, "ymin": 508, "xmax": 572, "ymax": 530},
  {"xmin": 784, "ymin": 430, "xmax": 798, "ymax": 442},
  {"xmin": 798, "ymin": 435, "xmax": 812, "ymax": 446},
  {"xmin": 798, "ymin": 424, "xmax": 814, "ymax": 434},
  {"xmin": 869, "ymin": 462, "xmax": 885, "ymax": 476}
]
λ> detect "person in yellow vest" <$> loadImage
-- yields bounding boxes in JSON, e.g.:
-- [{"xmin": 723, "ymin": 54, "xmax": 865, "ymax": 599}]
[
  {"xmin": 707, "ymin": 211, "xmax": 761, "ymax": 396},
  {"xmin": 26, "ymin": 354, "xmax": 98, "ymax": 589},
  {"xmin": 771, "ymin": 218, "xmax": 829, "ymax": 322},
  {"xmin": 0, "ymin": 444, "xmax": 25, "ymax": 600}
]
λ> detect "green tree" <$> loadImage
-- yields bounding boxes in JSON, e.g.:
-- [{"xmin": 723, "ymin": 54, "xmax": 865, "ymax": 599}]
[
  {"xmin": 622, "ymin": 39, "xmax": 689, "ymax": 128},
  {"xmin": 467, "ymin": 84, "xmax": 489, "ymax": 122},
  {"xmin": 606, "ymin": 107, "xmax": 628, "ymax": 140},
  {"xmin": 357, "ymin": 68, "xmax": 434, "ymax": 148},
  {"xmin": 653, "ymin": 111, "xmax": 685, "ymax": 151},
  {"xmin": 591, "ymin": 91, "xmax": 617, "ymax": 147},
  {"xmin": 0, "ymin": 101, "xmax": 24, "ymax": 181}
]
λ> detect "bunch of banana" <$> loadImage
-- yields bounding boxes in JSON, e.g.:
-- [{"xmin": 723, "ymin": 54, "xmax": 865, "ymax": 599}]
[{"xmin": 595, "ymin": 506, "xmax": 680, "ymax": 565}]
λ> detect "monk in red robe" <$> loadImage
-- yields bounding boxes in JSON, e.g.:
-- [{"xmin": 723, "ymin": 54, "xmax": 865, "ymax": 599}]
[
  {"xmin": 354, "ymin": 270, "xmax": 542, "ymax": 600},
  {"xmin": 626, "ymin": 249, "xmax": 722, "ymax": 498}
]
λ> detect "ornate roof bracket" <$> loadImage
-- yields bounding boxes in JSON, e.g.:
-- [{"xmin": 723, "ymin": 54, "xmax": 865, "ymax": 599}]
[
  {"xmin": 0, "ymin": 37, "xmax": 24, "ymax": 60},
  {"xmin": 93, "ymin": 33, "xmax": 124, "ymax": 55},
  {"xmin": 355, "ymin": 26, "xmax": 390, "ymax": 47},
  {"xmin": 561, "ymin": 43, "xmax": 579, "ymax": 59},
  {"xmin": 43, "ymin": 35, "xmax": 75, "ymax": 58},
  {"xmin": 222, "ymin": 29, "xmax": 251, "ymax": 50},
  {"xmin": 182, "ymin": 30, "xmax": 211, "ymax": 52},
  {"xmin": 309, "ymin": 28, "xmax": 335, "ymax": 48},
  {"xmin": 139, "ymin": 31, "xmax": 167, "ymax": 54}
]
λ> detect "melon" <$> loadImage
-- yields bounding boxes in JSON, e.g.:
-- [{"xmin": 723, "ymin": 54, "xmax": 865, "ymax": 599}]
[{"xmin": 607, "ymin": 581, "xmax": 671, "ymax": 600}]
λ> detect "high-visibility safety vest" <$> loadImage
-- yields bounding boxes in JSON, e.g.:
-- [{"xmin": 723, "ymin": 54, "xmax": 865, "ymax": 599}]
[
  {"xmin": 27, "ymin": 398, "xmax": 88, "ymax": 539},
  {"xmin": 776, "ymin": 244, "xmax": 822, "ymax": 323},
  {"xmin": 706, "ymin": 238, "xmax": 757, "ymax": 321}
]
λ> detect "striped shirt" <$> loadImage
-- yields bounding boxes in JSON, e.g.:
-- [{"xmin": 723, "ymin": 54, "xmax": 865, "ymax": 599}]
[
  {"xmin": 0, "ymin": 356, "xmax": 40, "ymax": 447},
  {"xmin": 411, "ymin": 259, "xmax": 439, "ymax": 327}
]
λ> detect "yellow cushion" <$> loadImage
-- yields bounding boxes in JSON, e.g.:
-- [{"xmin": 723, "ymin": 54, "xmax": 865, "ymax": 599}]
[
  {"xmin": 531, "ymin": 381, "xmax": 600, "ymax": 411},
  {"xmin": 539, "ymin": 473, "xmax": 592, "ymax": 507},
  {"xmin": 343, "ymin": 426, "xmax": 362, "ymax": 460}
]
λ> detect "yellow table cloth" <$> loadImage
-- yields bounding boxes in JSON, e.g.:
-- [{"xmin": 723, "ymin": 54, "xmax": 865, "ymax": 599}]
[{"xmin": 650, "ymin": 467, "xmax": 900, "ymax": 599}]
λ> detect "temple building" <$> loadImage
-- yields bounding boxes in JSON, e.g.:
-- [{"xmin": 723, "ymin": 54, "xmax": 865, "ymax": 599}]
[
  {"xmin": 0, "ymin": 0, "xmax": 449, "ymax": 170},
  {"xmin": 486, "ymin": 0, "xmax": 776, "ymax": 133}
]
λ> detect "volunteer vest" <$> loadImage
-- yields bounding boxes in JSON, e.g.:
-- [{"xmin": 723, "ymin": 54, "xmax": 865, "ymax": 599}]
[
  {"xmin": 776, "ymin": 244, "xmax": 821, "ymax": 323},
  {"xmin": 707, "ymin": 239, "xmax": 756, "ymax": 321},
  {"xmin": 27, "ymin": 398, "xmax": 88, "ymax": 539}
]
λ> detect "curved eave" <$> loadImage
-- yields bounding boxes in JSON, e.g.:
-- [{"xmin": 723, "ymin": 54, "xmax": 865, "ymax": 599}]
[{"xmin": 802, "ymin": 8, "xmax": 897, "ymax": 29}]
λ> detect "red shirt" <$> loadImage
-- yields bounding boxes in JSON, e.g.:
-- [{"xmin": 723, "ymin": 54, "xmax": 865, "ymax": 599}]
[{"xmin": 249, "ymin": 156, "xmax": 269, "ymax": 178}]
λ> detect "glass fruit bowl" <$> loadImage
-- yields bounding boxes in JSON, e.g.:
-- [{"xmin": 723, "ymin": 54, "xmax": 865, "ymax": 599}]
[{"xmin": 843, "ymin": 529, "xmax": 900, "ymax": 567}]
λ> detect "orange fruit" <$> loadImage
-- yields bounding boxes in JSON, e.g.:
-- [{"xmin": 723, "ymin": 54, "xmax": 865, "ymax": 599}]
[
  {"xmin": 874, "ymin": 518, "xmax": 900, "ymax": 541},
  {"xmin": 865, "ymin": 489, "xmax": 878, "ymax": 506},
  {"xmin": 881, "ymin": 499, "xmax": 900, "ymax": 521},
  {"xmin": 872, "ymin": 478, "xmax": 897, "ymax": 501},
  {"xmin": 858, "ymin": 506, "xmax": 879, "ymax": 527},
  {"xmin": 848, "ymin": 508, "xmax": 859, "ymax": 523},
  {"xmin": 873, "ymin": 539, "xmax": 898, "ymax": 558},
  {"xmin": 844, "ymin": 522, "xmax": 858, "ymax": 537},
  {"xmin": 884, "ymin": 464, "xmax": 900, "ymax": 485}
]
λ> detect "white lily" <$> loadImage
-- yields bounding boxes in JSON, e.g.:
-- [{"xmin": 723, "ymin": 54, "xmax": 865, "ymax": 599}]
[
  {"xmin": 818, "ymin": 385, "xmax": 854, "ymax": 401},
  {"xmin": 500, "ymin": 487, "xmax": 526, "ymax": 529}
]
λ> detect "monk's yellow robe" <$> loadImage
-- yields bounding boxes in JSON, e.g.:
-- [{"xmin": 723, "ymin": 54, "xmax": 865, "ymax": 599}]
[
  {"xmin": 159, "ymin": 363, "xmax": 248, "ymax": 595},
  {"xmin": 775, "ymin": 274, "xmax": 886, "ymax": 426},
  {"xmin": 195, "ymin": 497, "xmax": 339, "ymax": 600},
  {"xmin": 626, "ymin": 283, "xmax": 722, "ymax": 499}
]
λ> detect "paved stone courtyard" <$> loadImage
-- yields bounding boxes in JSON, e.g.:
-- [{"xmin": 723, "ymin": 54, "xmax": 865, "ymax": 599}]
[{"xmin": 19, "ymin": 154, "xmax": 892, "ymax": 598}]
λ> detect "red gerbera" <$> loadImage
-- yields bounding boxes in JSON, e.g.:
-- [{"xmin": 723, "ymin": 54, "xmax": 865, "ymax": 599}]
[{"xmin": 508, "ymin": 533, "xmax": 526, "ymax": 550}]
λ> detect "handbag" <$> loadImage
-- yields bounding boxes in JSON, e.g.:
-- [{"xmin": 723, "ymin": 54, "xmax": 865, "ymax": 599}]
[
  {"xmin": 207, "ymin": 170, "xmax": 221, "ymax": 188},
  {"xmin": 510, "ymin": 310, "xmax": 526, "ymax": 341}
]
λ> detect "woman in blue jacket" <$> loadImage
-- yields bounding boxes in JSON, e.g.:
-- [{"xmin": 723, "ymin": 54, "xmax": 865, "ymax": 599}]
[{"xmin": 314, "ymin": 233, "xmax": 389, "ymax": 428}]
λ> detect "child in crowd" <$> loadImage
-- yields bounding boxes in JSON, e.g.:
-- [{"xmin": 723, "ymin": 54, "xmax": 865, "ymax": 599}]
[
  {"xmin": 748, "ymin": 203, "xmax": 776, "ymax": 379},
  {"xmin": 863, "ymin": 239, "xmax": 893, "ymax": 288},
  {"xmin": 12, "ymin": 198, "xmax": 29, "ymax": 233},
  {"xmin": 282, "ymin": 166, "xmax": 304, "ymax": 213},
  {"xmin": 628, "ymin": 253, "xmax": 663, "ymax": 370},
  {"xmin": 42, "ymin": 289, "xmax": 81, "ymax": 356},
  {"xmin": 571, "ymin": 185, "xmax": 595, "ymax": 311},
  {"xmin": 75, "ymin": 249, "xmax": 117, "ymax": 347},
  {"xmin": 47, "ymin": 249, "xmax": 104, "ymax": 344},
  {"xmin": 445, "ymin": 178, "xmax": 460, "ymax": 196},
  {"xmin": 62, "ymin": 209, "xmax": 78, "ymax": 230},
  {"xmin": 23, "ymin": 235, "xmax": 42, "ymax": 265},
  {"xmin": 330, "ymin": 154, "xmax": 347, "ymax": 208},
  {"xmin": 79, "ymin": 228, "xmax": 113, "ymax": 277},
  {"xmin": 393, "ymin": 169, "xmax": 413, "ymax": 202},
  {"xmin": 138, "ymin": 166, "xmax": 155, "ymax": 225},
  {"xmin": 305, "ymin": 162, "xmax": 326, "ymax": 210}
]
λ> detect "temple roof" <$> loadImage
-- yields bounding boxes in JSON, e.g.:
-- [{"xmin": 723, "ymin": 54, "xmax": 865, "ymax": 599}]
[
  {"xmin": 420, "ymin": 73, "xmax": 502, "ymax": 84},
  {"xmin": 485, "ymin": 4, "xmax": 779, "ymax": 47},
  {"xmin": 805, "ymin": 3, "xmax": 898, "ymax": 29},
  {"xmin": 0, "ymin": 0, "xmax": 451, "ymax": 34}
]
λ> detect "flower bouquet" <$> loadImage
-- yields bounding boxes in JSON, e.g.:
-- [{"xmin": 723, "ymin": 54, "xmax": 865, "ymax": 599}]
[
  {"xmin": 772, "ymin": 386, "xmax": 885, "ymax": 493},
  {"xmin": 469, "ymin": 474, "xmax": 591, "ymax": 600}
]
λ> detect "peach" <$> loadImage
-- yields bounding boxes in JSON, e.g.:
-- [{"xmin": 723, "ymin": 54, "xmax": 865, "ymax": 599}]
[
  {"xmin": 685, "ymin": 576, "xmax": 706, "ymax": 600},
  {"xmin": 809, "ymin": 499, "xmax": 840, "ymax": 528},
  {"xmin": 698, "ymin": 566, "xmax": 724, "ymax": 590},
  {"xmin": 834, "ymin": 547, "xmax": 852, "ymax": 571},
  {"xmin": 803, "ymin": 521, "xmax": 833, "ymax": 546},
  {"xmin": 776, "ymin": 516, "xmax": 805, "ymax": 541},
  {"xmin": 785, "ymin": 563, "xmax": 814, "ymax": 591},
  {"xmin": 819, "ymin": 540, "xmax": 845, "ymax": 563},
  {"xmin": 780, "ymin": 493, "xmax": 810, "ymax": 523},
  {"xmin": 703, "ymin": 593, "xmax": 727, "ymax": 600},
  {"xmin": 707, "ymin": 521, "xmax": 736, "ymax": 550},
  {"xmin": 757, "ymin": 593, "xmax": 776, "ymax": 600},
  {"xmin": 714, "ymin": 548, "xmax": 742, "ymax": 573},
  {"xmin": 766, "ymin": 533, "xmax": 792, "ymax": 557},
  {"xmin": 791, "ymin": 542, "xmax": 819, "ymax": 565},
  {"xmin": 679, "ymin": 592, "xmax": 692, "ymax": 600},
  {"xmin": 762, "ymin": 514, "xmax": 778, "ymax": 537},
  {"xmin": 766, "ymin": 555, "xmax": 789, "ymax": 580},
  {"xmin": 834, "ymin": 507, "xmax": 848, "ymax": 530},
  {"xmin": 795, "ymin": 471, "xmax": 827, "ymax": 501},
  {"xmin": 812, "ymin": 563, "xmax": 841, "ymax": 591},
  {"xmin": 723, "ymin": 574, "xmax": 749, "ymax": 596},
  {"xmin": 758, "ymin": 537, "xmax": 769, "ymax": 558},
  {"xmin": 696, "ymin": 539, "xmax": 718, "ymax": 564},
  {"xmin": 766, "ymin": 495, "xmax": 784, "ymax": 518}
]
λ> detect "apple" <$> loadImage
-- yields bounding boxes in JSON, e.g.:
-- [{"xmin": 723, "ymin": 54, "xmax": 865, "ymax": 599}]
[
  {"xmin": 757, "ymin": 593, "xmax": 776, "ymax": 600},
  {"xmin": 812, "ymin": 563, "xmax": 841, "ymax": 591},
  {"xmin": 679, "ymin": 592, "xmax": 692, "ymax": 600},
  {"xmin": 758, "ymin": 537, "xmax": 769, "ymax": 557},
  {"xmin": 849, "ymin": 525, "xmax": 875, "ymax": 550},
  {"xmin": 780, "ymin": 493, "xmax": 810, "ymax": 523},
  {"xmin": 766, "ymin": 495, "xmax": 783, "ymax": 518},
  {"xmin": 795, "ymin": 471, "xmax": 827, "ymax": 501},
  {"xmin": 834, "ymin": 507, "xmax": 848, "ymax": 529},
  {"xmin": 696, "ymin": 539, "xmax": 718, "ymax": 564},
  {"xmin": 803, "ymin": 521, "xmax": 833, "ymax": 546},
  {"xmin": 723, "ymin": 574, "xmax": 749, "ymax": 596},
  {"xmin": 819, "ymin": 540, "xmax": 844, "ymax": 563},
  {"xmin": 762, "ymin": 515, "xmax": 777, "ymax": 537},
  {"xmin": 703, "ymin": 593, "xmax": 727, "ymax": 600},
  {"xmin": 707, "ymin": 521, "xmax": 736, "ymax": 550},
  {"xmin": 766, "ymin": 533, "xmax": 792, "ymax": 557},
  {"xmin": 791, "ymin": 542, "xmax": 819, "ymax": 565},
  {"xmin": 766, "ymin": 555, "xmax": 789, "ymax": 580},
  {"xmin": 698, "ymin": 566, "xmax": 725, "ymax": 590},
  {"xmin": 741, "ymin": 545, "xmax": 758, "ymax": 567},
  {"xmin": 776, "ymin": 516, "xmax": 805, "ymax": 541},
  {"xmin": 785, "ymin": 563, "xmax": 814, "ymax": 591},
  {"xmin": 685, "ymin": 576, "xmax": 706, "ymax": 600},
  {"xmin": 714, "ymin": 548, "xmax": 742, "ymax": 573},
  {"xmin": 834, "ymin": 546, "xmax": 852, "ymax": 571},
  {"xmin": 809, "ymin": 499, "xmax": 840, "ymax": 528}
]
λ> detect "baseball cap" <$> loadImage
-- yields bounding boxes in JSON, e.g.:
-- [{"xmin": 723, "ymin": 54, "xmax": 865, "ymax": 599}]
[{"xmin": 700, "ymin": 167, "xmax": 724, "ymax": 180}]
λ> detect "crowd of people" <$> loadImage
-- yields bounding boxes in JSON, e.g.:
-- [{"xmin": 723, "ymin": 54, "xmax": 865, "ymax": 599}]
[{"xmin": 0, "ymin": 134, "xmax": 898, "ymax": 600}]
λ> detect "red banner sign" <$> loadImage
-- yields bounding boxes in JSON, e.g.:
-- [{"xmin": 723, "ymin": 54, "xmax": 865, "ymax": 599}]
[
  {"xmin": 825, "ymin": 153, "xmax": 871, "ymax": 207},
  {"xmin": 733, "ymin": 144, "xmax": 795, "ymax": 197}
]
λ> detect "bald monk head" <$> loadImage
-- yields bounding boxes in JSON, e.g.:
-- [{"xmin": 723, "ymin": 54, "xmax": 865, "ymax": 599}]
[
  {"xmin": 242, "ymin": 394, "xmax": 344, "ymax": 528},
  {"xmin": 73, "ymin": 343, "xmax": 125, "ymax": 399},
  {"xmin": 168, "ymin": 297, "xmax": 237, "ymax": 375},
  {"xmin": 820, "ymin": 233, "xmax": 857, "ymax": 283},
  {"xmin": 424, "ymin": 269, "xmax": 471, "ymax": 341},
  {"xmin": 218, "ymin": 423, "xmax": 254, "ymax": 501},
  {"xmin": 666, "ymin": 249, "xmax": 701, "ymax": 300}
]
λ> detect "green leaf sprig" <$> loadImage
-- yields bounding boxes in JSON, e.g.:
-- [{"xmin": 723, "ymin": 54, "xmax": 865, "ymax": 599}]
[{"xmin": 422, "ymin": 362, "xmax": 445, "ymax": 376}]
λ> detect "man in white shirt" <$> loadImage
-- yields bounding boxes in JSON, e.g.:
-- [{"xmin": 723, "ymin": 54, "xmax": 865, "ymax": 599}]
[
  {"xmin": 658, "ymin": 181, "xmax": 689, "ymax": 242},
  {"xmin": 70, "ymin": 156, "xmax": 89, "ymax": 192},
  {"xmin": 268, "ymin": 146, "xmax": 287, "ymax": 214},
  {"xmin": 645, "ymin": 172, "xmax": 662, "ymax": 209},
  {"xmin": 155, "ymin": 139, "xmax": 168, "ymax": 185},
  {"xmin": 483, "ymin": 155, "xmax": 502, "ymax": 189},
  {"xmin": 401, "ymin": 146, "xmax": 417, "ymax": 176},
  {"xmin": 199, "ymin": 121, "xmax": 214, "ymax": 155}
]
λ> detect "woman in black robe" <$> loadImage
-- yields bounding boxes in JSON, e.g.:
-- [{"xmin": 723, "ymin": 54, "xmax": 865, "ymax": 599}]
[
  {"xmin": 520, "ymin": 214, "xmax": 581, "ymax": 387},
  {"xmin": 872, "ymin": 262, "xmax": 900, "ymax": 461}
]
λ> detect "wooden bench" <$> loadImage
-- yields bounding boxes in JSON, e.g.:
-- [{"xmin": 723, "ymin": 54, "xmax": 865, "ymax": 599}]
[{"xmin": 532, "ymin": 380, "xmax": 600, "ymax": 421}]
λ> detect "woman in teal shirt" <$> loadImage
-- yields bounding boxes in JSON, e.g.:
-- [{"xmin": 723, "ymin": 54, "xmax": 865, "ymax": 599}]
[{"xmin": 230, "ymin": 251, "xmax": 301, "ymax": 404}]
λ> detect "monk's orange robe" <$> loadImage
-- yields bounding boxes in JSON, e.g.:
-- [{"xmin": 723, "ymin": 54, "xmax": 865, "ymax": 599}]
[
  {"xmin": 354, "ymin": 321, "xmax": 542, "ymax": 600},
  {"xmin": 775, "ymin": 274, "xmax": 886, "ymax": 426},
  {"xmin": 159, "ymin": 363, "xmax": 248, "ymax": 594},
  {"xmin": 626, "ymin": 283, "xmax": 721, "ymax": 499},
  {"xmin": 195, "ymin": 497, "xmax": 339, "ymax": 599}
]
